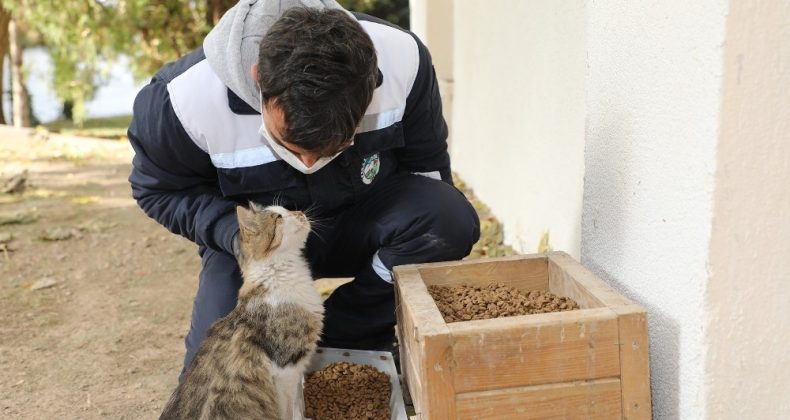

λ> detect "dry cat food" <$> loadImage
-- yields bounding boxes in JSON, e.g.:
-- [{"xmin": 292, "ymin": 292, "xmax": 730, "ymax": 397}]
[
  {"xmin": 303, "ymin": 361, "xmax": 391, "ymax": 420},
  {"xmin": 428, "ymin": 283, "xmax": 579, "ymax": 322}
]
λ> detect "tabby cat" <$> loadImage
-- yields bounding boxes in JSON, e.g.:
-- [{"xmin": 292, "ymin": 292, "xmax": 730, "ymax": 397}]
[{"xmin": 160, "ymin": 204, "xmax": 324, "ymax": 420}]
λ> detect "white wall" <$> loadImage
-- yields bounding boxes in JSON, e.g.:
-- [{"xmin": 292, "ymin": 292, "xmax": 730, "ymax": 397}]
[
  {"xmin": 581, "ymin": 1, "xmax": 728, "ymax": 418},
  {"xmin": 706, "ymin": 1, "xmax": 790, "ymax": 417},
  {"xmin": 410, "ymin": 0, "xmax": 455, "ymax": 149},
  {"xmin": 436, "ymin": 1, "xmax": 789, "ymax": 416},
  {"xmin": 409, "ymin": 0, "xmax": 453, "ymax": 79},
  {"xmin": 451, "ymin": 0, "xmax": 587, "ymax": 257}
]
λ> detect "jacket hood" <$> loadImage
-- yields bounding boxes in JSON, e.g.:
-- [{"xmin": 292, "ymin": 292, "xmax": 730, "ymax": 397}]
[{"xmin": 203, "ymin": 0, "xmax": 351, "ymax": 113}]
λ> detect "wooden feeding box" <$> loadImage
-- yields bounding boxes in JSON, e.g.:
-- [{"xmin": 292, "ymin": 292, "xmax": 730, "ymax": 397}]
[{"xmin": 394, "ymin": 252, "xmax": 651, "ymax": 420}]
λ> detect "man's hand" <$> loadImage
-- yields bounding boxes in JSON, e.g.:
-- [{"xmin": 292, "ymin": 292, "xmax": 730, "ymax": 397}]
[
  {"xmin": 212, "ymin": 211, "xmax": 241, "ymax": 257},
  {"xmin": 231, "ymin": 230, "xmax": 240, "ymax": 258}
]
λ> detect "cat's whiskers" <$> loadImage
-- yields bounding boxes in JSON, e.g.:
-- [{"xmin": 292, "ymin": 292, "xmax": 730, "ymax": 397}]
[
  {"xmin": 303, "ymin": 212, "xmax": 330, "ymax": 242},
  {"xmin": 305, "ymin": 217, "xmax": 329, "ymax": 229},
  {"xmin": 271, "ymin": 192, "xmax": 285, "ymax": 209},
  {"xmin": 302, "ymin": 206, "xmax": 330, "ymax": 226},
  {"xmin": 307, "ymin": 226, "xmax": 327, "ymax": 243},
  {"xmin": 303, "ymin": 202, "xmax": 324, "ymax": 216}
]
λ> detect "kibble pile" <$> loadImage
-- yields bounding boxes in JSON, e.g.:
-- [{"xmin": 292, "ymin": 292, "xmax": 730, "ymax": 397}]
[
  {"xmin": 303, "ymin": 362, "xmax": 391, "ymax": 420},
  {"xmin": 428, "ymin": 283, "xmax": 579, "ymax": 322}
]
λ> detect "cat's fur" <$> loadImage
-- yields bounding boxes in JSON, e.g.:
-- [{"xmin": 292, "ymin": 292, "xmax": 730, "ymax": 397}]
[{"xmin": 160, "ymin": 205, "xmax": 324, "ymax": 420}]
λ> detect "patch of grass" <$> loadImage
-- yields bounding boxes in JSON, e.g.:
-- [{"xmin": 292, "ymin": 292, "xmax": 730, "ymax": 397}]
[
  {"xmin": 42, "ymin": 115, "xmax": 132, "ymax": 140},
  {"xmin": 453, "ymin": 173, "xmax": 518, "ymax": 259},
  {"xmin": 70, "ymin": 196, "xmax": 99, "ymax": 205}
]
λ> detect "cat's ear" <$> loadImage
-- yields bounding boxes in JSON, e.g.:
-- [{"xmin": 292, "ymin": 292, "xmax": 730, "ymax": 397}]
[
  {"xmin": 237, "ymin": 206, "xmax": 257, "ymax": 232},
  {"xmin": 265, "ymin": 212, "xmax": 283, "ymax": 252},
  {"xmin": 250, "ymin": 202, "xmax": 265, "ymax": 213}
]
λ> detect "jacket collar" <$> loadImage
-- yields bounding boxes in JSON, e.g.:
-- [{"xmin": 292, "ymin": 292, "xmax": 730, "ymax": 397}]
[{"xmin": 227, "ymin": 88, "xmax": 259, "ymax": 115}]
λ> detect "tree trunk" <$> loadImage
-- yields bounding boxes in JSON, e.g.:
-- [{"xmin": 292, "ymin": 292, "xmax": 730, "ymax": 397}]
[
  {"xmin": 0, "ymin": 6, "xmax": 10, "ymax": 125},
  {"xmin": 8, "ymin": 16, "xmax": 28, "ymax": 127},
  {"xmin": 206, "ymin": 0, "xmax": 235, "ymax": 26}
]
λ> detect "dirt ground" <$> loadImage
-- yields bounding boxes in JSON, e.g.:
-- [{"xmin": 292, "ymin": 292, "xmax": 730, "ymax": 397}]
[
  {"xmin": 0, "ymin": 125, "xmax": 514, "ymax": 419},
  {"xmin": 1, "ymin": 126, "xmax": 199, "ymax": 419}
]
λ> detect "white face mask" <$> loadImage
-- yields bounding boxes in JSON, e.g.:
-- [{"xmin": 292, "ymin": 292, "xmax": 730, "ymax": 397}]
[
  {"xmin": 257, "ymin": 119, "xmax": 343, "ymax": 174},
  {"xmin": 257, "ymin": 85, "xmax": 355, "ymax": 175}
]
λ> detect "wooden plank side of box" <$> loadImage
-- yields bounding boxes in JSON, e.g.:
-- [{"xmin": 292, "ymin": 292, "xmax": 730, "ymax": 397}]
[
  {"xmin": 547, "ymin": 252, "xmax": 652, "ymax": 418},
  {"xmin": 409, "ymin": 254, "xmax": 550, "ymax": 291},
  {"xmin": 547, "ymin": 252, "xmax": 633, "ymax": 308},
  {"xmin": 395, "ymin": 272, "xmax": 424, "ymax": 415},
  {"xmin": 447, "ymin": 308, "xmax": 621, "ymax": 393},
  {"xmin": 454, "ymin": 378, "xmax": 623, "ymax": 420},
  {"xmin": 612, "ymin": 305, "xmax": 652, "ymax": 420},
  {"xmin": 394, "ymin": 267, "xmax": 456, "ymax": 418}
]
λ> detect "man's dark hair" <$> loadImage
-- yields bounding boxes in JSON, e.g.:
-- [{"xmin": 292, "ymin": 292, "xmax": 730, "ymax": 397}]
[{"xmin": 258, "ymin": 8, "xmax": 378, "ymax": 155}]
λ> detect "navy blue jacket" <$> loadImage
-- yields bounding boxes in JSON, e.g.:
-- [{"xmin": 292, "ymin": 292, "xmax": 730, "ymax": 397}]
[{"xmin": 128, "ymin": 14, "xmax": 450, "ymax": 255}]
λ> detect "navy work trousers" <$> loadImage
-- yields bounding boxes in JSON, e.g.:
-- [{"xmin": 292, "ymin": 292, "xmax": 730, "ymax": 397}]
[{"xmin": 180, "ymin": 173, "xmax": 480, "ymax": 380}]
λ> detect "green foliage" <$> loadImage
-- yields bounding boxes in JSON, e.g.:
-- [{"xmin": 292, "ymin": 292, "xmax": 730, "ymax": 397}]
[
  {"xmin": 4, "ymin": 0, "xmax": 117, "ymax": 124},
  {"xmin": 4, "ymin": 0, "xmax": 409, "ymax": 125},
  {"xmin": 3, "ymin": 0, "xmax": 209, "ymax": 125},
  {"xmin": 111, "ymin": 1, "xmax": 211, "ymax": 79},
  {"xmin": 339, "ymin": 0, "xmax": 410, "ymax": 29}
]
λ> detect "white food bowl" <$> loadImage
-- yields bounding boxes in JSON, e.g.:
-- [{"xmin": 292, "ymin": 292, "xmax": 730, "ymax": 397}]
[{"xmin": 295, "ymin": 347, "xmax": 407, "ymax": 420}]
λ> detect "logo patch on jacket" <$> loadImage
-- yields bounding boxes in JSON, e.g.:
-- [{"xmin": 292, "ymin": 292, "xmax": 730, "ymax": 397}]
[{"xmin": 361, "ymin": 153, "xmax": 380, "ymax": 185}]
